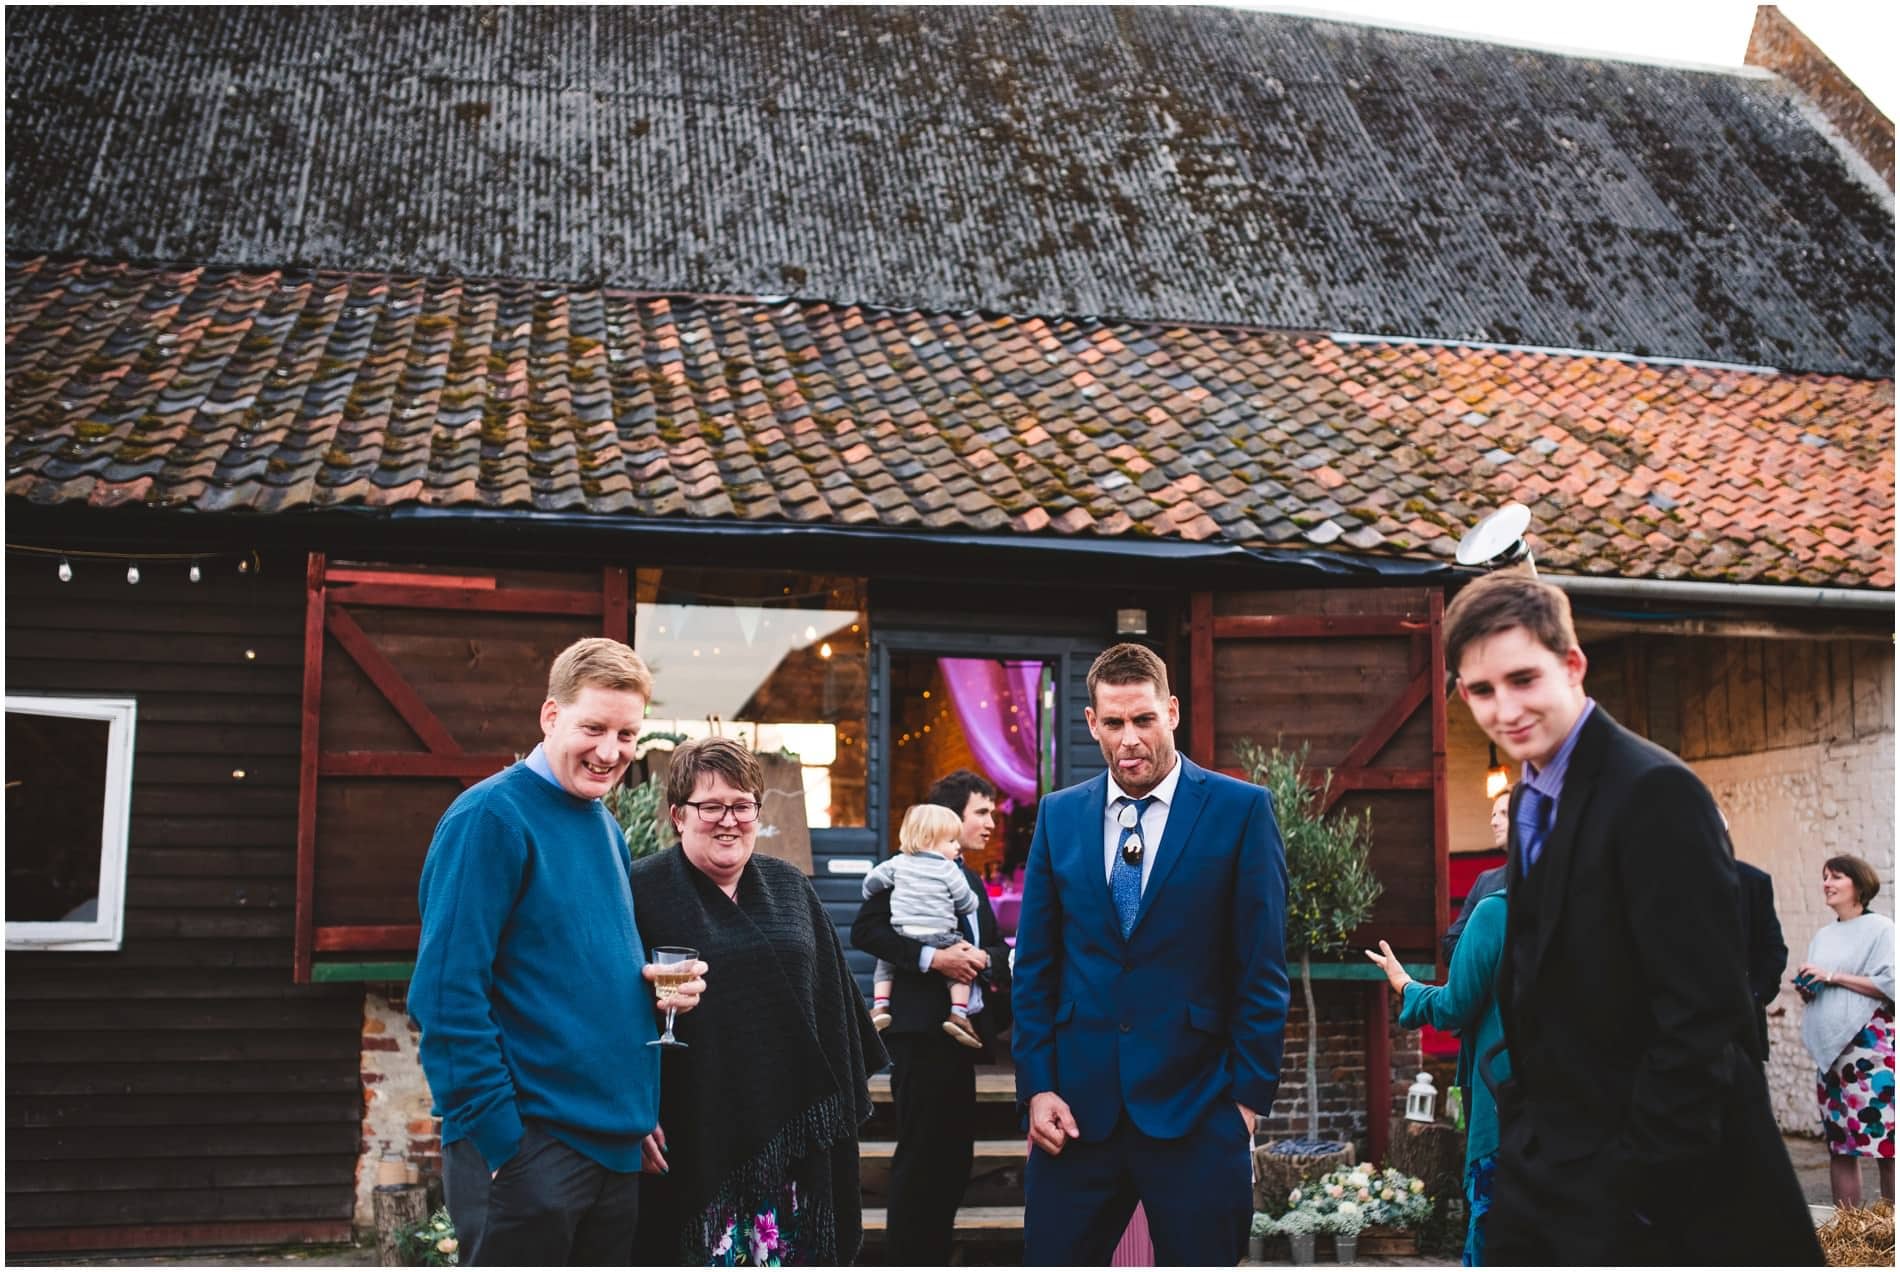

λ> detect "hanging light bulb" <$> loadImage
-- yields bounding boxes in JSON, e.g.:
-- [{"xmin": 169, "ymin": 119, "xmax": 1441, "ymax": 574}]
[
  {"xmin": 126, "ymin": 563, "xmax": 141, "ymax": 585},
  {"xmin": 238, "ymin": 556, "xmax": 252, "ymax": 574},
  {"xmin": 1484, "ymin": 743, "xmax": 1510, "ymax": 800},
  {"xmin": 57, "ymin": 558, "xmax": 73, "ymax": 582},
  {"xmin": 189, "ymin": 561, "xmax": 203, "ymax": 583}
]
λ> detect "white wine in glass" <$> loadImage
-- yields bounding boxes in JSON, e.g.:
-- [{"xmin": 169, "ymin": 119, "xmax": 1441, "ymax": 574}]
[{"xmin": 648, "ymin": 946, "xmax": 698, "ymax": 1048}]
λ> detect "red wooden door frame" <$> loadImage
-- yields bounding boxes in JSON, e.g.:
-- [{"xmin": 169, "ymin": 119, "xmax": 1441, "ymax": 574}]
[
  {"xmin": 1189, "ymin": 588, "xmax": 1449, "ymax": 1163},
  {"xmin": 292, "ymin": 553, "xmax": 630, "ymax": 982}
]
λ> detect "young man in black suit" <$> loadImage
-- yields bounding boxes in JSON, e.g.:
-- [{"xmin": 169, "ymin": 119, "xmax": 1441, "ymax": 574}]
[
  {"xmin": 851, "ymin": 770, "xmax": 1012, "ymax": 1265},
  {"xmin": 1445, "ymin": 572, "xmax": 1819, "ymax": 1266}
]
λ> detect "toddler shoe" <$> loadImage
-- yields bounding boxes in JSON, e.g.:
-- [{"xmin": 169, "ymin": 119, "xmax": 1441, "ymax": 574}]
[{"xmin": 942, "ymin": 1014, "xmax": 982, "ymax": 1049}]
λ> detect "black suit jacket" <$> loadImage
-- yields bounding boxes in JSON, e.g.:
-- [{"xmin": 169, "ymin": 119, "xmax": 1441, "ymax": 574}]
[
  {"xmin": 1494, "ymin": 707, "xmax": 1819, "ymax": 1265},
  {"xmin": 1735, "ymin": 859, "xmax": 1788, "ymax": 1060},
  {"xmin": 850, "ymin": 862, "xmax": 1012, "ymax": 1059}
]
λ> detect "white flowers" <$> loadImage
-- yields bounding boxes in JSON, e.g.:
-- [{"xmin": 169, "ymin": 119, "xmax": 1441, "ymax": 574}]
[{"xmin": 1281, "ymin": 1164, "xmax": 1434, "ymax": 1232}]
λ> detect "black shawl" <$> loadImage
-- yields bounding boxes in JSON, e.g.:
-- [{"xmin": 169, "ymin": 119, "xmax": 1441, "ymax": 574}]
[{"xmin": 629, "ymin": 848, "xmax": 886, "ymax": 1265}]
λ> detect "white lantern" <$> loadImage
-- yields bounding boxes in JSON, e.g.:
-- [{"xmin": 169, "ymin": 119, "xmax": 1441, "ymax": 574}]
[{"xmin": 1405, "ymin": 1071, "xmax": 1438, "ymax": 1123}]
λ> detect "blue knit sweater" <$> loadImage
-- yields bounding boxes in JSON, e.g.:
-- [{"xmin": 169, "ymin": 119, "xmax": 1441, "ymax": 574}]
[{"xmin": 410, "ymin": 762, "xmax": 658, "ymax": 1172}]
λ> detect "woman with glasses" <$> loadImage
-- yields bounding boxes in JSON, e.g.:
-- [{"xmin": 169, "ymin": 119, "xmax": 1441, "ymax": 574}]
[{"xmin": 629, "ymin": 736, "xmax": 885, "ymax": 1265}]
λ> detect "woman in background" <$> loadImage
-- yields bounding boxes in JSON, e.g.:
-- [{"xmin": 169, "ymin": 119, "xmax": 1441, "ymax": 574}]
[{"xmin": 1796, "ymin": 853, "xmax": 1894, "ymax": 1208}]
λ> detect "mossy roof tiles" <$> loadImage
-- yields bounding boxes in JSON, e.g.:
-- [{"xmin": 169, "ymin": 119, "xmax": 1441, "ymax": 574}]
[{"xmin": 6, "ymin": 256, "xmax": 1891, "ymax": 589}]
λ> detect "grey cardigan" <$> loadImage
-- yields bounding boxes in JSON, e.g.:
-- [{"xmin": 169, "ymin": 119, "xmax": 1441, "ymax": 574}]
[{"xmin": 1800, "ymin": 910, "xmax": 1895, "ymax": 1071}]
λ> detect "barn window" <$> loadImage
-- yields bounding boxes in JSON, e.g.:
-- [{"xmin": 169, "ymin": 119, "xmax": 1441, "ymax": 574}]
[
  {"xmin": 634, "ymin": 570, "xmax": 868, "ymax": 828},
  {"xmin": 5, "ymin": 695, "xmax": 137, "ymax": 951}
]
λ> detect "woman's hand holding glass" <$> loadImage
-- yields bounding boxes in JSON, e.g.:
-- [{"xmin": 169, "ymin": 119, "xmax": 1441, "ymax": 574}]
[{"xmin": 643, "ymin": 956, "xmax": 710, "ymax": 1013}]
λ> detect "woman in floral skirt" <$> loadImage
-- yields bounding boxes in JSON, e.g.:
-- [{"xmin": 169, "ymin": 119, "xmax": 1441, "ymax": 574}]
[{"xmin": 1796, "ymin": 854, "xmax": 1894, "ymax": 1208}]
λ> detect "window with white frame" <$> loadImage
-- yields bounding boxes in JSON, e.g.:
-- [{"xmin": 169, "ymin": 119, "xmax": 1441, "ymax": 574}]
[{"xmin": 5, "ymin": 696, "xmax": 137, "ymax": 951}]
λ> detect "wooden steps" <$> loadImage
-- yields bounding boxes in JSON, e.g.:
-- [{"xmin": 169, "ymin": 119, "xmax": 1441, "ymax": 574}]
[
  {"xmin": 858, "ymin": 1137, "xmax": 1027, "ymax": 1161},
  {"xmin": 867, "ymin": 1067, "xmax": 1016, "ymax": 1102},
  {"xmin": 862, "ymin": 1205, "xmax": 1024, "ymax": 1237}
]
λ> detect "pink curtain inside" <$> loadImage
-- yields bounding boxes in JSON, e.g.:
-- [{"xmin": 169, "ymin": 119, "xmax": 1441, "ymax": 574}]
[{"xmin": 938, "ymin": 658, "xmax": 1043, "ymax": 809}]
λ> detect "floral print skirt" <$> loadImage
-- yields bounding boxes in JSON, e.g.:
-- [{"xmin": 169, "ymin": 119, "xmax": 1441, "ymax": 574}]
[
  {"xmin": 1818, "ymin": 1002, "xmax": 1895, "ymax": 1158},
  {"xmin": 707, "ymin": 1179, "xmax": 807, "ymax": 1266}
]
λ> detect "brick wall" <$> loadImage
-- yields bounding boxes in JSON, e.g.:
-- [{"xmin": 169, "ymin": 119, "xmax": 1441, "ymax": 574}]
[
  {"xmin": 355, "ymin": 991, "xmax": 440, "ymax": 1231},
  {"xmin": 1747, "ymin": 5, "xmax": 1894, "ymax": 187},
  {"xmin": 1694, "ymin": 731, "xmax": 1897, "ymax": 1134},
  {"xmin": 1260, "ymin": 980, "xmax": 1435, "ymax": 1156}
]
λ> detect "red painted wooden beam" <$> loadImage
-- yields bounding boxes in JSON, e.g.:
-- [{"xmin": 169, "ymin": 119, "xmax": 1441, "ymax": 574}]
[
  {"xmin": 1212, "ymin": 614, "xmax": 1428, "ymax": 640},
  {"xmin": 319, "ymin": 752, "xmax": 514, "ymax": 779},
  {"xmin": 316, "ymin": 924, "xmax": 422, "ymax": 952},
  {"xmin": 293, "ymin": 552, "xmax": 326, "ymax": 986},
  {"xmin": 1366, "ymin": 981, "xmax": 1391, "ymax": 1165},
  {"xmin": 327, "ymin": 582, "xmax": 602, "ymax": 614}
]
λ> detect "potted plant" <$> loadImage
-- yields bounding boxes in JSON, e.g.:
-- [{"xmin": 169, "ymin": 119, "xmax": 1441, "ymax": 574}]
[
  {"xmin": 1273, "ymin": 1207, "xmax": 1324, "ymax": 1265},
  {"xmin": 394, "ymin": 1206, "xmax": 460, "ymax": 1266},
  {"xmin": 1324, "ymin": 1204, "xmax": 1365, "ymax": 1264},
  {"xmin": 1248, "ymin": 1211, "xmax": 1275, "ymax": 1264},
  {"xmin": 1237, "ymin": 741, "xmax": 1381, "ymax": 1198}
]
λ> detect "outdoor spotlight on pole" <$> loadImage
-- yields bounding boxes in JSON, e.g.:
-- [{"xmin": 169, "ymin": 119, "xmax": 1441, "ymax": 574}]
[{"xmin": 1454, "ymin": 501, "xmax": 1537, "ymax": 577}]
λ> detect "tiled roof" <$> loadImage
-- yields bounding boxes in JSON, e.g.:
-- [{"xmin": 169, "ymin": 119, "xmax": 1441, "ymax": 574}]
[
  {"xmin": 5, "ymin": 6, "xmax": 1893, "ymax": 378},
  {"xmin": 7, "ymin": 257, "xmax": 1893, "ymax": 589}
]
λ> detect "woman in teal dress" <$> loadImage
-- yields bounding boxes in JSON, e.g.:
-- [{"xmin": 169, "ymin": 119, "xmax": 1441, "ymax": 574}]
[{"xmin": 1367, "ymin": 892, "xmax": 1509, "ymax": 1266}]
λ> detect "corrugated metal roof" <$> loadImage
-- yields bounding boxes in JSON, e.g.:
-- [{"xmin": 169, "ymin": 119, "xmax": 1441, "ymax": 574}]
[{"xmin": 5, "ymin": 6, "xmax": 1891, "ymax": 377}]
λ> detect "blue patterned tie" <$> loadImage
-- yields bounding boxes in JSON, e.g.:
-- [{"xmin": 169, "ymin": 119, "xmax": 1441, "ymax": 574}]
[
  {"xmin": 1516, "ymin": 786, "xmax": 1554, "ymax": 871},
  {"xmin": 1112, "ymin": 796, "xmax": 1155, "ymax": 936}
]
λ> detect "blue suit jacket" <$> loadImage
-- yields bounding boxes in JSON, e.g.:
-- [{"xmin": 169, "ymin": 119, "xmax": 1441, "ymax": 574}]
[{"xmin": 1011, "ymin": 756, "xmax": 1290, "ymax": 1140}]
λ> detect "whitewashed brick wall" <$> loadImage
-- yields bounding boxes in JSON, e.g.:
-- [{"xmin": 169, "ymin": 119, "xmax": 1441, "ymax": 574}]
[
  {"xmin": 354, "ymin": 991, "xmax": 439, "ymax": 1230},
  {"xmin": 1694, "ymin": 732, "xmax": 1896, "ymax": 1134}
]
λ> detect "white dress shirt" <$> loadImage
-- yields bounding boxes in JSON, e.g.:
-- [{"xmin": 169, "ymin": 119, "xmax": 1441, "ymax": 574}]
[{"xmin": 1103, "ymin": 757, "xmax": 1183, "ymax": 894}]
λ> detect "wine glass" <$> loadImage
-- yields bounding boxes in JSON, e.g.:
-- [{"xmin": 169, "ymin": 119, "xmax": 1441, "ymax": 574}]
[{"xmin": 647, "ymin": 946, "xmax": 698, "ymax": 1048}]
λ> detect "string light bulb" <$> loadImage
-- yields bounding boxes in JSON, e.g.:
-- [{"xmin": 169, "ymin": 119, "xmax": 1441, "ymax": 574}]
[
  {"xmin": 57, "ymin": 558, "xmax": 73, "ymax": 582},
  {"xmin": 126, "ymin": 563, "xmax": 141, "ymax": 585},
  {"xmin": 189, "ymin": 561, "xmax": 203, "ymax": 583}
]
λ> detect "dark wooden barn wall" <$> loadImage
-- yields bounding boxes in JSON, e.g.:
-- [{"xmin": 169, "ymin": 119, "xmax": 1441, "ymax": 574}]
[
  {"xmin": 5, "ymin": 555, "xmax": 362, "ymax": 1254},
  {"xmin": 1586, "ymin": 633, "xmax": 1894, "ymax": 759}
]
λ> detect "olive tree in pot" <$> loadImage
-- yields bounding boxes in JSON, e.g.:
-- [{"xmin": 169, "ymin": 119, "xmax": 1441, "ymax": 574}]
[{"xmin": 1238, "ymin": 741, "xmax": 1382, "ymax": 1198}]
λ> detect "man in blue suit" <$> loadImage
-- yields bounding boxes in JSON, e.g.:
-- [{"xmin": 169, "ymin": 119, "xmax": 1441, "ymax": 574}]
[{"xmin": 1013, "ymin": 643, "xmax": 1289, "ymax": 1266}]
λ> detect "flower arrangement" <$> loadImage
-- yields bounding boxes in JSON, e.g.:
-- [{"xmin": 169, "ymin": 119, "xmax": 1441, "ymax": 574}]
[
  {"xmin": 394, "ymin": 1207, "xmax": 459, "ymax": 1266},
  {"xmin": 1267, "ymin": 1207, "xmax": 1326, "ymax": 1237},
  {"xmin": 1284, "ymin": 1165, "xmax": 1432, "ymax": 1232}
]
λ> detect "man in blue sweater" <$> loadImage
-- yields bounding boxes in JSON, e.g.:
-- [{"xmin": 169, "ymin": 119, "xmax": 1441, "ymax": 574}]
[{"xmin": 410, "ymin": 638, "xmax": 708, "ymax": 1265}]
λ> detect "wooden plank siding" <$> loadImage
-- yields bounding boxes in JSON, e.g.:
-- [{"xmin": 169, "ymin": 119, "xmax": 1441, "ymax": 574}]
[
  {"xmin": 1582, "ymin": 633, "xmax": 1894, "ymax": 761},
  {"xmin": 5, "ymin": 554, "xmax": 361, "ymax": 1253}
]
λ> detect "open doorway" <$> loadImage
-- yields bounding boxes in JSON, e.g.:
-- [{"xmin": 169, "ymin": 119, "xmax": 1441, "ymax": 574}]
[{"xmin": 885, "ymin": 652, "xmax": 1055, "ymax": 943}]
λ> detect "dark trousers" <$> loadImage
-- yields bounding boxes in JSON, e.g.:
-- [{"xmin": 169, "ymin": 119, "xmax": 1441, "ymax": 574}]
[
  {"xmin": 885, "ymin": 1030, "xmax": 977, "ymax": 1265},
  {"xmin": 1023, "ymin": 1103, "xmax": 1250, "ymax": 1267},
  {"xmin": 442, "ymin": 1120, "xmax": 640, "ymax": 1266}
]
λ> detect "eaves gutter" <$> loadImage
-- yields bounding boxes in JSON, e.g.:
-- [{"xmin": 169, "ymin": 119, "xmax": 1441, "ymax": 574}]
[
  {"xmin": 1544, "ymin": 572, "xmax": 1894, "ymax": 615},
  {"xmin": 374, "ymin": 505, "xmax": 1461, "ymax": 580}
]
